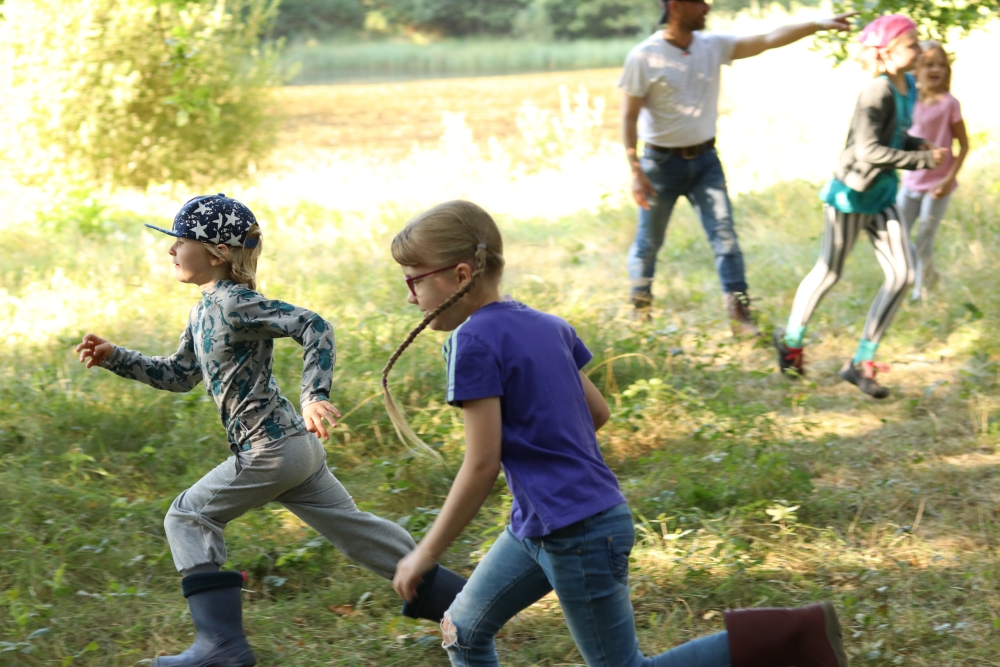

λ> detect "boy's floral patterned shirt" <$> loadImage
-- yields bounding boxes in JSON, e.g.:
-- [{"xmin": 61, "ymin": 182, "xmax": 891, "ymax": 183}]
[{"xmin": 101, "ymin": 280, "xmax": 335, "ymax": 449}]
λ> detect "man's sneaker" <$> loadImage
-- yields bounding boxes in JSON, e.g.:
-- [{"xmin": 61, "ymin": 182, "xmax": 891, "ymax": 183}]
[
  {"xmin": 725, "ymin": 291, "xmax": 760, "ymax": 337},
  {"xmin": 772, "ymin": 328, "xmax": 805, "ymax": 377},
  {"xmin": 840, "ymin": 360, "xmax": 890, "ymax": 399}
]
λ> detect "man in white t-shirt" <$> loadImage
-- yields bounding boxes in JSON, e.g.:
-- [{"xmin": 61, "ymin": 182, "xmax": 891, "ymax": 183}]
[{"xmin": 620, "ymin": 0, "xmax": 854, "ymax": 333}]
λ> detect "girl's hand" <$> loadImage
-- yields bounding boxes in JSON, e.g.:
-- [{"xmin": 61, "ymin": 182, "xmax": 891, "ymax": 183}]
[
  {"xmin": 932, "ymin": 177, "xmax": 955, "ymax": 199},
  {"xmin": 76, "ymin": 333, "xmax": 114, "ymax": 368},
  {"xmin": 393, "ymin": 547, "xmax": 438, "ymax": 602},
  {"xmin": 303, "ymin": 400, "xmax": 341, "ymax": 439},
  {"xmin": 929, "ymin": 146, "xmax": 947, "ymax": 167}
]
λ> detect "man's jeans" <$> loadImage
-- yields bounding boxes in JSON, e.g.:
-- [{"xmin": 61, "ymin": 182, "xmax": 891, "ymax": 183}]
[
  {"xmin": 627, "ymin": 146, "xmax": 747, "ymax": 300},
  {"xmin": 442, "ymin": 503, "xmax": 732, "ymax": 667}
]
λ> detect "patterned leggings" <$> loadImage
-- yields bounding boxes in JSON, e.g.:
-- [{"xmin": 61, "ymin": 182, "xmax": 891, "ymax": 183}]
[{"xmin": 787, "ymin": 204, "xmax": 915, "ymax": 343}]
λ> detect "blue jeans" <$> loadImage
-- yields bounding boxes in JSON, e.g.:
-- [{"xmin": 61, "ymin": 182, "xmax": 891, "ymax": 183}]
[
  {"xmin": 442, "ymin": 503, "xmax": 731, "ymax": 667},
  {"xmin": 627, "ymin": 146, "xmax": 747, "ymax": 299}
]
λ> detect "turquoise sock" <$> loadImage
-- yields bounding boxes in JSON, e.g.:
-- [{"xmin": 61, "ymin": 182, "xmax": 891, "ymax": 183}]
[
  {"xmin": 783, "ymin": 324, "xmax": 805, "ymax": 348},
  {"xmin": 853, "ymin": 338, "xmax": 878, "ymax": 363}
]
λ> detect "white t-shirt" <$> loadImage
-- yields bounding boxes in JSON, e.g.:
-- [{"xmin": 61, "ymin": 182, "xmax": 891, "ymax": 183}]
[{"xmin": 618, "ymin": 31, "xmax": 738, "ymax": 147}]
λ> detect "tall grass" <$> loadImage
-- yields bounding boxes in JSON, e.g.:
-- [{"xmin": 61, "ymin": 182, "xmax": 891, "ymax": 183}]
[
  {"xmin": 282, "ymin": 38, "xmax": 637, "ymax": 84},
  {"xmin": 1, "ymin": 155, "xmax": 999, "ymax": 664}
]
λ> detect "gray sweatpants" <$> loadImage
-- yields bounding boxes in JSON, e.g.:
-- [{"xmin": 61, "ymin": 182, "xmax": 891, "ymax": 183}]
[
  {"xmin": 897, "ymin": 184, "xmax": 952, "ymax": 295},
  {"xmin": 164, "ymin": 431, "xmax": 415, "ymax": 576}
]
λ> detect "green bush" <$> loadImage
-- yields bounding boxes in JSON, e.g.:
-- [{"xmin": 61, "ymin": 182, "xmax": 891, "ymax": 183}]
[{"xmin": 0, "ymin": 0, "xmax": 283, "ymax": 189}]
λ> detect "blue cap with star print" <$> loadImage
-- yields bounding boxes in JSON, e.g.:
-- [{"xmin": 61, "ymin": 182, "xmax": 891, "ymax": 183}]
[{"xmin": 145, "ymin": 193, "xmax": 260, "ymax": 248}]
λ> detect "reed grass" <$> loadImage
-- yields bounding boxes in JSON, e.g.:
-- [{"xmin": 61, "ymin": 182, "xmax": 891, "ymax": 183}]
[{"xmin": 282, "ymin": 38, "xmax": 637, "ymax": 84}]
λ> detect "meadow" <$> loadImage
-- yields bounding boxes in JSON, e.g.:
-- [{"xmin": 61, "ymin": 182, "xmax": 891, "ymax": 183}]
[{"xmin": 2, "ymin": 8, "xmax": 1000, "ymax": 666}]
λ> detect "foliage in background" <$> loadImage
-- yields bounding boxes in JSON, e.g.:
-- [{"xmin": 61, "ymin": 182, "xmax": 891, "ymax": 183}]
[
  {"xmin": 269, "ymin": 0, "xmax": 367, "ymax": 39},
  {"xmin": 272, "ymin": 0, "xmax": 658, "ymax": 39},
  {"xmin": 818, "ymin": 0, "xmax": 999, "ymax": 61},
  {"xmin": 268, "ymin": 0, "xmax": 999, "ymax": 43},
  {"xmin": 379, "ymin": 0, "xmax": 533, "ymax": 37},
  {"xmin": 543, "ymin": 0, "xmax": 653, "ymax": 39},
  {"xmin": 0, "ymin": 0, "xmax": 283, "ymax": 189}
]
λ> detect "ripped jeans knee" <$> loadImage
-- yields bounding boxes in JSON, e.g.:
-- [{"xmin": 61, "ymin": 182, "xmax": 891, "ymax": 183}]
[
  {"xmin": 441, "ymin": 610, "xmax": 459, "ymax": 649},
  {"xmin": 440, "ymin": 609, "xmax": 497, "ymax": 666}
]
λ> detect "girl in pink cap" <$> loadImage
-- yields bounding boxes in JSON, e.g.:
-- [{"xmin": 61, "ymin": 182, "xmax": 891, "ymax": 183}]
[
  {"xmin": 897, "ymin": 41, "xmax": 969, "ymax": 299},
  {"xmin": 773, "ymin": 15, "xmax": 946, "ymax": 399}
]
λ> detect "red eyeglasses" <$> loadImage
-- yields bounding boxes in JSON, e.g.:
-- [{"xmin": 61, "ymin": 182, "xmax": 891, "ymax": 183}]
[{"xmin": 404, "ymin": 264, "xmax": 459, "ymax": 297}]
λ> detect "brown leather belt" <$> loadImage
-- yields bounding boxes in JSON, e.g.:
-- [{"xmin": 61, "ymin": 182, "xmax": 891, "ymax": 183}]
[{"xmin": 646, "ymin": 138, "xmax": 715, "ymax": 160}]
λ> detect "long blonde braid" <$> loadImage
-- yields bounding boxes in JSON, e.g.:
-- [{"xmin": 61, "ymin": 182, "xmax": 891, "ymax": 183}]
[
  {"xmin": 382, "ymin": 200, "xmax": 504, "ymax": 458},
  {"xmin": 381, "ymin": 244, "xmax": 490, "ymax": 459}
]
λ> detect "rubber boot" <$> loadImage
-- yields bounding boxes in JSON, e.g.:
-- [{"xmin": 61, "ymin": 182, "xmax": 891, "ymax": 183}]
[
  {"xmin": 401, "ymin": 563, "xmax": 467, "ymax": 622},
  {"xmin": 725, "ymin": 601, "xmax": 848, "ymax": 667},
  {"xmin": 152, "ymin": 571, "xmax": 256, "ymax": 667}
]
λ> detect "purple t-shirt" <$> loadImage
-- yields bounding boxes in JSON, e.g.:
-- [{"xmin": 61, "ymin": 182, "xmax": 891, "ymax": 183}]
[{"xmin": 443, "ymin": 300, "xmax": 626, "ymax": 540}]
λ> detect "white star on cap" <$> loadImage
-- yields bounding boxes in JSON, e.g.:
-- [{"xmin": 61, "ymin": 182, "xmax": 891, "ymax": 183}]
[
  {"xmin": 190, "ymin": 221, "xmax": 208, "ymax": 239},
  {"xmin": 195, "ymin": 201, "xmax": 211, "ymax": 216}
]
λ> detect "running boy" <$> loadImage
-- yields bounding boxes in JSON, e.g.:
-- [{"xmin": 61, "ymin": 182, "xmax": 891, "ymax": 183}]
[
  {"xmin": 382, "ymin": 199, "xmax": 848, "ymax": 667},
  {"xmin": 76, "ymin": 194, "xmax": 463, "ymax": 667}
]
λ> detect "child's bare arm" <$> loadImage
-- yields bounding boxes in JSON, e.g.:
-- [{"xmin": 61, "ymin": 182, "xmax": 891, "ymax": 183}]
[
  {"xmin": 579, "ymin": 371, "xmax": 610, "ymax": 430},
  {"xmin": 393, "ymin": 396, "xmax": 503, "ymax": 601}
]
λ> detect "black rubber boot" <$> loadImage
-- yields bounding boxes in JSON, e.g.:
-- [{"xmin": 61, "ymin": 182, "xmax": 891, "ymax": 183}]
[
  {"xmin": 152, "ymin": 571, "xmax": 256, "ymax": 667},
  {"xmin": 401, "ymin": 563, "xmax": 467, "ymax": 622}
]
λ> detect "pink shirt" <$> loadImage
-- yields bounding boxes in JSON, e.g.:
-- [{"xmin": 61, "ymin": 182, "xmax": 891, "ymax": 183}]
[{"xmin": 901, "ymin": 92, "xmax": 962, "ymax": 193}]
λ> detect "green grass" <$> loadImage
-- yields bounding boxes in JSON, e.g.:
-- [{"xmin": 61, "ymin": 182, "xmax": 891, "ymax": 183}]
[
  {"xmin": 1, "ymin": 163, "xmax": 999, "ymax": 665},
  {"xmin": 281, "ymin": 38, "xmax": 637, "ymax": 84}
]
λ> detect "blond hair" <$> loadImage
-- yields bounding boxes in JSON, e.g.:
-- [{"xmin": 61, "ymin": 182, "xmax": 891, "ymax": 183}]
[
  {"xmin": 917, "ymin": 41, "xmax": 952, "ymax": 99},
  {"xmin": 381, "ymin": 200, "xmax": 505, "ymax": 457},
  {"xmin": 204, "ymin": 224, "xmax": 263, "ymax": 291}
]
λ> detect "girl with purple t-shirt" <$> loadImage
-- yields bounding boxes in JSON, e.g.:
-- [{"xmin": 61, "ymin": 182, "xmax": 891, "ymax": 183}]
[
  {"xmin": 897, "ymin": 41, "xmax": 969, "ymax": 299},
  {"xmin": 381, "ymin": 199, "xmax": 849, "ymax": 667}
]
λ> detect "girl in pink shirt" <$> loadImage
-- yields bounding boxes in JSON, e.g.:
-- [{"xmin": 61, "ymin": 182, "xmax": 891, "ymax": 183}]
[{"xmin": 897, "ymin": 41, "xmax": 969, "ymax": 298}]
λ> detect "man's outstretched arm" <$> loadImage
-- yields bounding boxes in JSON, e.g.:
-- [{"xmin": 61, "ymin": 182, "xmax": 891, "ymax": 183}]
[{"xmin": 731, "ymin": 12, "xmax": 858, "ymax": 60}]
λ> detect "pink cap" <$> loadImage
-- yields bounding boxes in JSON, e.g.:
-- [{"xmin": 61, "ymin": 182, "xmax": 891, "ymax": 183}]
[{"xmin": 859, "ymin": 14, "xmax": 917, "ymax": 48}]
